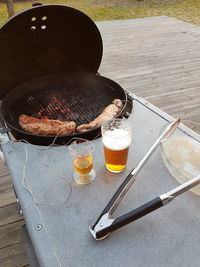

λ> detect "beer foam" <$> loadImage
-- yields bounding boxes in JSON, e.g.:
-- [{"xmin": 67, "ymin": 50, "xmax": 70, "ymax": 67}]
[{"xmin": 102, "ymin": 129, "xmax": 131, "ymax": 151}]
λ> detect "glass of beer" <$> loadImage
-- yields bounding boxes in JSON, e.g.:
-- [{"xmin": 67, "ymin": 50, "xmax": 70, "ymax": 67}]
[
  {"xmin": 101, "ymin": 119, "xmax": 132, "ymax": 173},
  {"xmin": 69, "ymin": 140, "xmax": 96, "ymax": 185}
]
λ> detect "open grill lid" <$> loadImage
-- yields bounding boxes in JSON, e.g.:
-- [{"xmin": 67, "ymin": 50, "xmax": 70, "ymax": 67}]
[{"xmin": 0, "ymin": 4, "xmax": 103, "ymax": 99}]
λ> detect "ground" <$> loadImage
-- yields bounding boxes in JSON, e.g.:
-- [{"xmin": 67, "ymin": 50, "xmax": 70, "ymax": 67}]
[{"xmin": 1, "ymin": 0, "xmax": 200, "ymax": 26}]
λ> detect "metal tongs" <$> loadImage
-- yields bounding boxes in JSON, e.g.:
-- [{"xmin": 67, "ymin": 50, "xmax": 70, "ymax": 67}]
[{"xmin": 89, "ymin": 119, "xmax": 200, "ymax": 240}]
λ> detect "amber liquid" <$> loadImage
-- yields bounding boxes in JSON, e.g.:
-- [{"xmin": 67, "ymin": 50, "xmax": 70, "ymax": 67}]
[
  {"xmin": 103, "ymin": 146, "xmax": 129, "ymax": 173},
  {"xmin": 74, "ymin": 155, "xmax": 93, "ymax": 175}
]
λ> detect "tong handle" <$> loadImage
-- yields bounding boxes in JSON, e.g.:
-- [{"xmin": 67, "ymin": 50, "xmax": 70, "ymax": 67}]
[
  {"xmin": 96, "ymin": 196, "xmax": 163, "ymax": 239},
  {"xmin": 92, "ymin": 172, "xmax": 134, "ymax": 228}
]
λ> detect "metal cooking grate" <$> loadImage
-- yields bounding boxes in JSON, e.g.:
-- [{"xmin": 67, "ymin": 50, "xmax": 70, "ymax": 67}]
[
  {"xmin": 28, "ymin": 94, "xmax": 114, "ymax": 125},
  {"xmin": 10, "ymin": 87, "xmax": 119, "ymax": 128}
]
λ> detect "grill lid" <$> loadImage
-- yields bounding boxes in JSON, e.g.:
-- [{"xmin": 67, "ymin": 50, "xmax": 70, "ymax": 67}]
[{"xmin": 0, "ymin": 5, "xmax": 103, "ymax": 99}]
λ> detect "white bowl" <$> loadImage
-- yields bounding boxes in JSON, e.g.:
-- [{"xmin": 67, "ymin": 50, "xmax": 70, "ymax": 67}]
[{"xmin": 160, "ymin": 135, "xmax": 200, "ymax": 196}]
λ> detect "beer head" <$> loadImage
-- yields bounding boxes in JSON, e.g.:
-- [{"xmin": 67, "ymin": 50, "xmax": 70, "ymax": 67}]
[
  {"xmin": 102, "ymin": 128, "xmax": 131, "ymax": 151},
  {"xmin": 101, "ymin": 119, "xmax": 132, "ymax": 150}
]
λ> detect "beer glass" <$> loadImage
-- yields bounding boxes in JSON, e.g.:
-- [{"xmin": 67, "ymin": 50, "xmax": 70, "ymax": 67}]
[
  {"xmin": 69, "ymin": 140, "xmax": 96, "ymax": 184},
  {"xmin": 101, "ymin": 119, "xmax": 132, "ymax": 173}
]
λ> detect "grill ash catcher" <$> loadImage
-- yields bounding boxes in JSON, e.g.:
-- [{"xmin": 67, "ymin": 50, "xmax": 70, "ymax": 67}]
[{"xmin": 89, "ymin": 119, "xmax": 200, "ymax": 240}]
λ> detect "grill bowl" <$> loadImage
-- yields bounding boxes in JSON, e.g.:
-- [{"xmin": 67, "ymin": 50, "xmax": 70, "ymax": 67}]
[{"xmin": 1, "ymin": 72, "xmax": 127, "ymax": 145}]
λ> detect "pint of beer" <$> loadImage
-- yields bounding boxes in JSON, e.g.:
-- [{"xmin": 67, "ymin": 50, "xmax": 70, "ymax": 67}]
[{"xmin": 101, "ymin": 119, "xmax": 132, "ymax": 173}]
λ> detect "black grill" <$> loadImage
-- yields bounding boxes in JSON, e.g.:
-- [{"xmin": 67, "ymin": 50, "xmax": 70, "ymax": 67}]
[{"xmin": 0, "ymin": 5, "xmax": 131, "ymax": 145}]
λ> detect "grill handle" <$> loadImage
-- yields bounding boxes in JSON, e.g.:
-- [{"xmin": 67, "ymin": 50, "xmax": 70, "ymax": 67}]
[
  {"xmin": 0, "ymin": 116, "xmax": 10, "ymax": 133},
  {"xmin": 32, "ymin": 2, "xmax": 42, "ymax": 6},
  {"xmin": 0, "ymin": 116, "xmax": 10, "ymax": 144}
]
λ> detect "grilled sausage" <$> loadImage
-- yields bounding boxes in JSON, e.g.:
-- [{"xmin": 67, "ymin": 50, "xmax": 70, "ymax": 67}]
[
  {"xmin": 77, "ymin": 99, "xmax": 123, "ymax": 132},
  {"xmin": 19, "ymin": 114, "xmax": 76, "ymax": 136}
]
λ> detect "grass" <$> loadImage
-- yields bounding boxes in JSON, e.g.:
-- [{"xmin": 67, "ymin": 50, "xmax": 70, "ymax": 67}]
[{"xmin": 1, "ymin": 0, "xmax": 200, "ymax": 26}]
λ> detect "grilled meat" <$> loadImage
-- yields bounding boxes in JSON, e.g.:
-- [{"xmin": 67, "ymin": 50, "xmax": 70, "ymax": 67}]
[
  {"xmin": 77, "ymin": 99, "xmax": 123, "ymax": 132},
  {"xmin": 19, "ymin": 114, "xmax": 76, "ymax": 136}
]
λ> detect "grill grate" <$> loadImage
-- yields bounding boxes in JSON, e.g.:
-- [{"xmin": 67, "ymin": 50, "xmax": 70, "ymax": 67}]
[
  {"xmin": 10, "ymin": 87, "xmax": 118, "ymax": 129},
  {"xmin": 2, "ymin": 73, "xmax": 127, "ymax": 144}
]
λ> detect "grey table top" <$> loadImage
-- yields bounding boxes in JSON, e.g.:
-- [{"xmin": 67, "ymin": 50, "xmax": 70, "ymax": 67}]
[{"xmin": 2, "ymin": 95, "xmax": 200, "ymax": 267}]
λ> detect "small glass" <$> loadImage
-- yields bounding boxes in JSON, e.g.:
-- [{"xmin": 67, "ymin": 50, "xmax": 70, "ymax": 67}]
[
  {"xmin": 101, "ymin": 118, "xmax": 132, "ymax": 173},
  {"xmin": 69, "ymin": 140, "xmax": 96, "ymax": 184}
]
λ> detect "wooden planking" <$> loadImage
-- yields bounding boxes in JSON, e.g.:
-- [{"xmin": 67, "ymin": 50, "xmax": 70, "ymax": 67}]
[
  {"xmin": 98, "ymin": 16, "xmax": 200, "ymax": 132},
  {"xmin": 0, "ymin": 152, "xmax": 28, "ymax": 265},
  {"xmin": 1, "ymin": 16, "xmax": 200, "ymax": 266},
  {"xmin": 0, "ymin": 242, "xmax": 29, "ymax": 267},
  {"xmin": 0, "ymin": 204, "xmax": 23, "ymax": 227},
  {"xmin": 0, "ymin": 162, "xmax": 10, "ymax": 178},
  {"xmin": 0, "ymin": 188, "xmax": 16, "ymax": 208},
  {"xmin": 0, "ymin": 166, "xmax": 28, "ymax": 266},
  {"xmin": 0, "ymin": 221, "xmax": 24, "ymax": 249},
  {"xmin": 0, "ymin": 174, "xmax": 13, "ymax": 191}
]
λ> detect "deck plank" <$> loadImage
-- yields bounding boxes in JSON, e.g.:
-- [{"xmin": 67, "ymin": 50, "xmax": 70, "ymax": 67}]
[
  {"xmin": 0, "ymin": 204, "xmax": 23, "ymax": 227},
  {"xmin": 0, "ymin": 221, "xmax": 24, "ymax": 249},
  {"xmin": 1, "ymin": 16, "xmax": 200, "ymax": 266},
  {"xmin": 0, "ymin": 174, "xmax": 13, "ymax": 191},
  {"xmin": 0, "ymin": 188, "xmax": 16, "ymax": 208},
  {"xmin": 98, "ymin": 16, "xmax": 200, "ymax": 131},
  {"xmin": 0, "ymin": 242, "xmax": 29, "ymax": 267}
]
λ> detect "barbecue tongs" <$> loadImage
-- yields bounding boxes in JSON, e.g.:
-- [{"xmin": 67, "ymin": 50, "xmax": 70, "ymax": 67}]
[{"xmin": 89, "ymin": 119, "xmax": 200, "ymax": 240}]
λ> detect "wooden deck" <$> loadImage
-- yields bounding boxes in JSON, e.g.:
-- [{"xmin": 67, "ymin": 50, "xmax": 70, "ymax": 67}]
[{"xmin": 1, "ymin": 16, "xmax": 200, "ymax": 266}]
